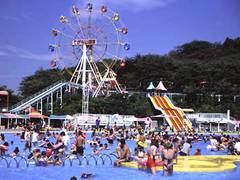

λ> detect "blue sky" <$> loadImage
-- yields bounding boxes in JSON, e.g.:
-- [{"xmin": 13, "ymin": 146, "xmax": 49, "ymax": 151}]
[{"xmin": 0, "ymin": 0, "xmax": 240, "ymax": 93}]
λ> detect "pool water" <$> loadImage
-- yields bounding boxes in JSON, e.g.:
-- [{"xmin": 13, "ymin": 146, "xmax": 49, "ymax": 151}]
[{"xmin": 0, "ymin": 133, "xmax": 240, "ymax": 180}]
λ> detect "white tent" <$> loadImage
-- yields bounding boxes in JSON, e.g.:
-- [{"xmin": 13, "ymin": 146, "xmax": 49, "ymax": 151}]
[
  {"xmin": 156, "ymin": 81, "xmax": 167, "ymax": 91},
  {"xmin": 147, "ymin": 82, "xmax": 155, "ymax": 90}
]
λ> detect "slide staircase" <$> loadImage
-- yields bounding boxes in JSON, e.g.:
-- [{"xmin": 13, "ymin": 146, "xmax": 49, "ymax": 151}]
[
  {"xmin": 10, "ymin": 80, "xmax": 77, "ymax": 113},
  {"xmin": 148, "ymin": 94, "xmax": 192, "ymax": 132}
]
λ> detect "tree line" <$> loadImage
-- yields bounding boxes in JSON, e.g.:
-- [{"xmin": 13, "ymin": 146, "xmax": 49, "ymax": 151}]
[{"xmin": 1, "ymin": 37, "xmax": 240, "ymax": 118}]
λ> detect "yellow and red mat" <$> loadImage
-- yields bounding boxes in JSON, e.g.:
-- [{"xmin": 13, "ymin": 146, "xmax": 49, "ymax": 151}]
[{"xmin": 121, "ymin": 155, "xmax": 240, "ymax": 172}]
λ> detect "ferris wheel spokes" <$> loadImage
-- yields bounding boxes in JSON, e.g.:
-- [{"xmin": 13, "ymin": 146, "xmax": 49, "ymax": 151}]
[
  {"xmin": 70, "ymin": 44, "xmax": 101, "ymax": 85},
  {"xmin": 50, "ymin": 2, "xmax": 130, "ymax": 100}
]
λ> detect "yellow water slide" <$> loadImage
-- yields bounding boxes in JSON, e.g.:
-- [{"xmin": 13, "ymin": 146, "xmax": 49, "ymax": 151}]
[
  {"xmin": 148, "ymin": 94, "xmax": 181, "ymax": 131},
  {"xmin": 163, "ymin": 95, "xmax": 192, "ymax": 131},
  {"xmin": 148, "ymin": 94, "xmax": 192, "ymax": 131},
  {"xmin": 148, "ymin": 94, "xmax": 175, "ymax": 130}
]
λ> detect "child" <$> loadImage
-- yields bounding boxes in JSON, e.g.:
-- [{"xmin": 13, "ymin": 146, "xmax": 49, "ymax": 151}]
[
  {"xmin": 11, "ymin": 147, "xmax": 20, "ymax": 157},
  {"xmin": 0, "ymin": 142, "xmax": 9, "ymax": 155},
  {"xmin": 103, "ymin": 143, "xmax": 109, "ymax": 150},
  {"xmin": 37, "ymin": 151, "xmax": 48, "ymax": 167},
  {"xmin": 81, "ymin": 173, "xmax": 93, "ymax": 179},
  {"xmin": 194, "ymin": 148, "xmax": 201, "ymax": 155}
]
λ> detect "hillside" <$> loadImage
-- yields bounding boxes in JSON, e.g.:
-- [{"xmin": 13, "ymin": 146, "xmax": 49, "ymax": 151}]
[{"xmin": 1, "ymin": 37, "xmax": 240, "ymax": 118}]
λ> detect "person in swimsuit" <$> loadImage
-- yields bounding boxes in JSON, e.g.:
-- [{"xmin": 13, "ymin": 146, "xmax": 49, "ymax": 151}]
[
  {"xmin": 76, "ymin": 131, "xmax": 85, "ymax": 156},
  {"xmin": 11, "ymin": 147, "xmax": 20, "ymax": 157},
  {"xmin": 194, "ymin": 148, "xmax": 201, "ymax": 155},
  {"xmin": 114, "ymin": 139, "xmax": 131, "ymax": 166},
  {"xmin": 146, "ymin": 139, "xmax": 159, "ymax": 175},
  {"xmin": 162, "ymin": 142, "xmax": 175, "ymax": 176},
  {"xmin": 81, "ymin": 173, "xmax": 93, "ymax": 179},
  {"xmin": 0, "ymin": 142, "xmax": 9, "ymax": 155},
  {"xmin": 23, "ymin": 128, "xmax": 32, "ymax": 154},
  {"xmin": 70, "ymin": 176, "xmax": 77, "ymax": 180},
  {"xmin": 172, "ymin": 137, "xmax": 179, "ymax": 164}
]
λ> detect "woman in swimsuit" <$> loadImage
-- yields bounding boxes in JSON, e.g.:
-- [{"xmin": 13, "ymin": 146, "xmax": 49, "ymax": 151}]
[{"xmin": 146, "ymin": 139, "xmax": 159, "ymax": 175}]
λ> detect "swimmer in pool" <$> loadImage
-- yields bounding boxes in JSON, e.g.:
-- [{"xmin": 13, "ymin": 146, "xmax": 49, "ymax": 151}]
[
  {"xmin": 0, "ymin": 142, "xmax": 9, "ymax": 155},
  {"xmin": 115, "ymin": 139, "xmax": 131, "ymax": 167},
  {"xmin": 11, "ymin": 147, "xmax": 20, "ymax": 157},
  {"xmin": 81, "ymin": 172, "xmax": 93, "ymax": 179}
]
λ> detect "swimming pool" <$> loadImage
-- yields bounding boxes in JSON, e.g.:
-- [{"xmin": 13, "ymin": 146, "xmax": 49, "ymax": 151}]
[{"xmin": 0, "ymin": 133, "xmax": 240, "ymax": 180}]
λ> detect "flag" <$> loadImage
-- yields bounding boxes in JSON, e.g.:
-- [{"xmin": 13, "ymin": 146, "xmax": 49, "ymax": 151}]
[{"xmin": 0, "ymin": 91, "xmax": 8, "ymax": 96}]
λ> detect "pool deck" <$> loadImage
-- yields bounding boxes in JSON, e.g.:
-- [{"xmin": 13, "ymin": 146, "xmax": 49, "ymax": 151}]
[
  {"xmin": 0, "ymin": 129, "xmax": 22, "ymax": 134},
  {"xmin": 1, "ymin": 129, "xmax": 239, "ymax": 135}
]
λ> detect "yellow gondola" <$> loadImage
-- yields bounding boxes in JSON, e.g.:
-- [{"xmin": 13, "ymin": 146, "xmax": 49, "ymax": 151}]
[
  {"xmin": 60, "ymin": 15, "xmax": 67, "ymax": 23},
  {"xmin": 114, "ymin": 13, "xmax": 119, "ymax": 21}
]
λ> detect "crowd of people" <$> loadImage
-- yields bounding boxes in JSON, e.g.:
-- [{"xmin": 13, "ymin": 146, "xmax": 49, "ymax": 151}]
[{"xmin": 0, "ymin": 122, "xmax": 240, "ymax": 178}]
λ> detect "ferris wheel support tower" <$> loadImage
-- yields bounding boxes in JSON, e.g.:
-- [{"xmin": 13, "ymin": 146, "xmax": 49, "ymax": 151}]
[{"xmin": 70, "ymin": 42, "xmax": 100, "ymax": 115}]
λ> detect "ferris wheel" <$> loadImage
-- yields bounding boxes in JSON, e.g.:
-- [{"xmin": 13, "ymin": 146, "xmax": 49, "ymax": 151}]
[{"xmin": 49, "ymin": 2, "xmax": 130, "ymax": 98}]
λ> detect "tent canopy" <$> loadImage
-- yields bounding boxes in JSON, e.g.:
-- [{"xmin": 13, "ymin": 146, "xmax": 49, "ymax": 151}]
[
  {"xmin": 156, "ymin": 81, "xmax": 167, "ymax": 91},
  {"xmin": 1, "ymin": 113, "xmax": 23, "ymax": 119},
  {"xmin": 0, "ymin": 113, "xmax": 7, "ymax": 119},
  {"xmin": 29, "ymin": 110, "xmax": 48, "ymax": 119},
  {"xmin": 19, "ymin": 114, "xmax": 29, "ymax": 119},
  {"xmin": 147, "ymin": 82, "xmax": 155, "ymax": 90},
  {"xmin": 49, "ymin": 115, "xmax": 73, "ymax": 120}
]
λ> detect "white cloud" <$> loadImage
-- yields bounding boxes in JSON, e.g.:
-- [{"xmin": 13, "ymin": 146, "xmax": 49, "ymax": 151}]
[
  {"xmin": 1, "ymin": 16, "xmax": 21, "ymax": 22},
  {"xmin": 112, "ymin": 0, "xmax": 175, "ymax": 11},
  {"xmin": 0, "ymin": 75, "xmax": 19, "ymax": 78},
  {"xmin": 0, "ymin": 12, "xmax": 33, "ymax": 22},
  {"xmin": 0, "ymin": 50, "xmax": 8, "ymax": 56},
  {"xmin": 77, "ymin": 0, "xmax": 175, "ymax": 12},
  {"xmin": 0, "ymin": 45, "xmax": 53, "ymax": 61}
]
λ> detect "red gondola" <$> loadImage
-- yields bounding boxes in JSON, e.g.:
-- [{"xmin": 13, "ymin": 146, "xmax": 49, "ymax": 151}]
[
  {"xmin": 50, "ymin": 60, "xmax": 57, "ymax": 68},
  {"xmin": 101, "ymin": 5, "xmax": 107, "ymax": 13},
  {"xmin": 52, "ymin": 29, "xmax": 58, "ymax": 37},
  {"xmin": 122, "ymin": 28, "xmax": 128, "ymax": 34},
  {"xmin": 72, "ymin": 6, "xmax": 80, "ymax": 15},
  {"xmin": 120, "ymin": 60, "xmax": 126, "ymax": 67}
]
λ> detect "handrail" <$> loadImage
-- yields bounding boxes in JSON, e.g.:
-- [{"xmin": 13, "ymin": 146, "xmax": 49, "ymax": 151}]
[
  {"xmin": 0, "ymin": 153, "xmax": 117, "ymax": 168},
  {"xmin": 10, "ymin": 80, "xmax": 66, "ymax": 109},
  {"xmin": 10, "ymin": 80, "xmax": 69, "ymax": 112}
]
